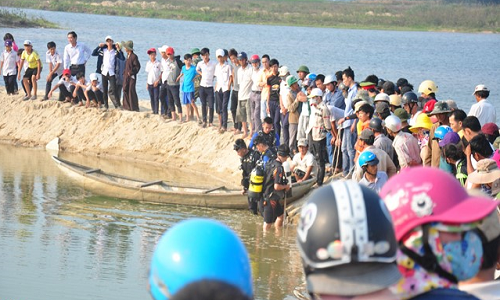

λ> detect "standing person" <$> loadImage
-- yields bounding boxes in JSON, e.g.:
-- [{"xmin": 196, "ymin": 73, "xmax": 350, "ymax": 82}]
[
  {"xmin": 285, "ymin": 75, "xmax": 305, "ymax": 153},
  {"xmin": 18, "ymin": 40, "xmax": 42, "ymax": 100},
  {"xmin": 266, "ymin": 59, "xmax": 281, "ymax": 140},
  {"xmin": 370, "ymin": 117, "xmax": 396, "ymax": 161},
  {"xmin": 279, "ymin": 66, "xmax": 290, "ymax": 147},
  {"xmin": 176, "ymin": 53, "xmax": 200, "ymax": 123},
  {"xmin": 236, "ymin": 52, "xmax": 252, "ymax": 138},
  {"xmin": 418, "ymin": 79, "xmax": 439, "ymax": 113},
  {"xmin": 43, "ymin": 41, "xmax": 62, "ymax": 100},
  {"xmin": 469, "ymin": 84, "xmax": 496, "ymax": 126},
  {"xmin": 229, "ymin": 49, "xmax": 241, "ymax": 133},
  {"xmin": 121, "ymin": 40, "xmax": 140, "ymax": 112},
  {"xmin": 165, "ymin": 47, "xmax": 183, "ymax": 121},
  {"xmin": 196, "ymin": 48, "xmax": 217, "ymax": 128},
  {"xmin": 92, "ymin": 36, "xmax": 124, "ymax": 109},
  {"xmin": 158, "ymin": 45, "xmax": 170, "ymax": 118},
  {"xmin": 297, "ymin": 180, "xmax": 401, "ymax": 300},
  {"xmin": 249, "ymin": 54, "xmax": 262, "ymax": 135},
  {"xmin": 341, "ymin": 66, "xmax": 358, "ymax": 177},
  {"xmin": 145, "ymin": 48, "xmax": 161, "ymax": 114},
  {"xmin": 114, "ymin": 42, "xmax": 125, "ymax": 107},
  {"xmin": 323, "ymin": 74, "xmax": 344, "ymax": 168},
  {"xmin": 3, "ymin": 33, "xmax": 18, "ymax": 93},
  {"xmin": 426, "ymin": 101, "xmax": 452, "ymax": 168},
  {"xmin": 233, "ymin": 139, "xmax": 260, "ymax": 214},
  {"xmin": 214, "ymin": 49, "xmax": 233, "ymax": 133},
  {"xmin": 1, "ymin": 40, "xmax": 18, "ymax": 95},
  {"xmin": 63, "ymin": 31, "xmax": 91, "ymax": 77},
  {"xmin": 259, "ymin": 55, "xmax": 272, "ymax": 122},
  {"xmin": 385, "ymin": 115, "xmax": 422, "ymax": 168}
]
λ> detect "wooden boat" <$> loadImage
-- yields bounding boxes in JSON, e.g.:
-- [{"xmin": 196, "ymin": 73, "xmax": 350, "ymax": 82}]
[{"xmin": 51, "ymin": 156, "xmax": 316, "ymax": 209}]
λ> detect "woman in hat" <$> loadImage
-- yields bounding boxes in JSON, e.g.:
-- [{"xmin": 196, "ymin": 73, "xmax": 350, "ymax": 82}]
[
  {"xmin": 467, "ymin": 158, "xmax": 500, "ymax": 199},
  {"xmin": 121, "ymin": 40, "xmax": 140, "ymax": 111}
]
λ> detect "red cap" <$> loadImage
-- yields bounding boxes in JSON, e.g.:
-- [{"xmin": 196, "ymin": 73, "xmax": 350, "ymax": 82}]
[
  {"xmin": 147, "ymin": 48, "xmax": 156, "ymax": 54},
  {"xmin": 62, "ymin": 69, "xmax": 71, "ymax": 76},
  {"xmin": 482, "ymin": 123, "xmax": 499, "ymax": 136},
  {"xmin": 166, "ymin": 47, "xmax": 174, "ymax": 55}
]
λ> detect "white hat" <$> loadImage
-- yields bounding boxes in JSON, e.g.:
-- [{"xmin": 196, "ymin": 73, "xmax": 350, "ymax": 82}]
[
  {"xmin": 158, "ymin": 45, "xmax": 169, "ymax": 53},
  {"xmin": 105, "ymin": 35, "xmax": 113, "ymax": 42},
  {"xmin": 278, "ymin": 66, "xmax": 289, "ymax": 77},
  {"xmin": 308, "ymin": 88, "xmax": 323, "ymax": 98},
  {"xmin": 297, "ymin": 138, "xmax": 308, "ymax": 147},
  {"xmin": 374, "ymin": 92, "xmax": 390, "ymax": 103},
  {"xmin": 473, "ymin": 84, "xmax": 489, "ymax": 95},
  {"xmin": 215, "ymin": 48, "xmax": 225, "ymax": 58},
  {"xmin": 324, "ymin": 74, "xmax": 335, "ymax": 85},
  {"xmin": 89, "ymin": 73, "xmax": 99, "ymax": 81},
  {"xmin": 23, "ymin": 40, "xmax": 32, "ymax": 46}
]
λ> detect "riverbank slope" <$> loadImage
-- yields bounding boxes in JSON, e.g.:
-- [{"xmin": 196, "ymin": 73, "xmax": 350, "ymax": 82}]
[
  {"xmin": 0, "ymin": 88, "xmax": 241, "ymax": 187},
  {"xmin": 0, "ymin": 8, "xmax": 58, "ymax": 28}
]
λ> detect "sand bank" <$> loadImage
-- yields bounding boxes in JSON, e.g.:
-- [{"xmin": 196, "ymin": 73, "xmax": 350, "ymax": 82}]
[{"xmin": 0, "ymin": 88, "xmax": 242, "ymax": 187}]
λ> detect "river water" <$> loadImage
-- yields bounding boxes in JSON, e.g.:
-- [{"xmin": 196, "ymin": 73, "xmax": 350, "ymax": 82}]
[{"xmin": 1, "ymin": 8, "xmax": 499, "ymax": 116}]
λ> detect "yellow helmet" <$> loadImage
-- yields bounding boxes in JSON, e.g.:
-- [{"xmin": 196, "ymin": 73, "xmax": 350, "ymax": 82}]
[
  {"xmin": 418, "ymin": 80, "xmax": 439, "ymax": 95},
  {"xmin": 389, "ymin": 94, "xmax": 402, "ymax": 107},
  {"xmin": 410, "ymin": 112, "xmax": 433, "ymax": 132}
]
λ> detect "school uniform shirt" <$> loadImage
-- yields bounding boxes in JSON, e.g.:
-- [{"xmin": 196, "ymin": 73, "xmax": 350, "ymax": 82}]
[
  {"xmin": 469, "ymin": 99, "xmax": 497, "ymax": 126},
  {"xmin": 308, "ymin": 101, "xmax": 332, "ymax": 141},
  {"xmin": 237, "ymin": 64, "xmax": 253, "ymax": 100},
  {"xmin": 231, "ymin": 63, "xmax": 240, "ymax": 92},
  {"xmin": 196, "ymin": 60, "xmax": 217, "ymax": 88},
  {"xmin": 251, "ymin": 66, "xmax": 263, "ymax": 92},
  {"xmin": 1, "ymin": 49, "xmax": 19, "ymax": 76},
  {"xmin": 393, "ymin": 131, "xmax": 422, "ymax": 168},
  {"xmin": 45, "ymin": 50, "xmax": 62, "ymax": 70},
  {"xmin": 214, "ymin": 62, "xmax": 232, "ymax": 92},
  {"xmin": 145, "ymin": 60, "xmax": 161, "ymax": 85},
  {"xmin": 57, "ymin": 76, "xmax": 77, "ymax": 90},
  {"xmin": 63, "ymin": 42, "xmax": 91, "ymax": 69},
  {"xmin": 101, "ymin": 48, "xmax": 117, "ymax": 76},
  {"xmin": 86, "ymin": 82, "xmax": 103, "ymax": 92},
  {"xmin": 181, "ymin": 65, "xmax": 197, "ymax": 93},
  {"xmin": 160, "ymin": 57, "xmax": 170, "ymax": 83},
  {"xmin": 21, "ymin": 50, "xmax": 42, "ymax": 69},
  {"xmin": 292, "ymin": 151, "xmax": 318, "ymax": 176},
  {"xmin": 359, "ymin": 171, "xmax": 388, "ymax": 194},
  {"xmin": 280, "ymin": 80, "xmax": 289, "ymax": 107}
]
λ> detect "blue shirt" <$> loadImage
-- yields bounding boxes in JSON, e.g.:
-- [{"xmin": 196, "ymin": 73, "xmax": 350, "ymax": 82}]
[
  {"xmin": 181, "ymin": 65, "xmax": 197, "ymax": 93},
  {"xmin": 343, "ymin": 84, "xmax": 357, "ymax": 128}
]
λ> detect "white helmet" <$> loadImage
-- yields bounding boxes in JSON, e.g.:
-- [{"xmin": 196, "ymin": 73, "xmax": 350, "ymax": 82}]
[
  {"xmin": 309, "ymin": 88, "xmax": 323, "ymax": 98},
  {"xmin": 374, "ymin": 93, "xmax": 390, "ymax": 103},
  {"xmin": 418, "ymin": 80, "xmax": 438, "ymax": 95},
  {"xmin": 324, "ymin": 74, "xmax": 335, "ymax": 85},
  {"xmin": 384, "ymin": 115, "xmax": 402, "ymax": 132}
]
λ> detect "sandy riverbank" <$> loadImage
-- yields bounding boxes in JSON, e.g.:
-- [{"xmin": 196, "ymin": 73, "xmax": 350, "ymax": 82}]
[{"xmin": 0, "ymin": 87, "xmax": 242, "ymax": 187}]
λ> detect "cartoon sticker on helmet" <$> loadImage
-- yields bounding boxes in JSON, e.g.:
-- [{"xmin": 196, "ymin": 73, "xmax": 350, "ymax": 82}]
[
  {"xmin": 411, "ymin": 192, "xmax": 434, "ymax": 217},
  {"xmin": 298, "ymin": 203, "xmax": 318, "ymax": 243}
]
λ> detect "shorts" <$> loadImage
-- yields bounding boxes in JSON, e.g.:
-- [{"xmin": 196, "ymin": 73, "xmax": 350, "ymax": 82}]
[
  {"xmin": 182, "ymin": 92, "xmax": 194, "ymax": 105},
  {"xmin": 24, "ymin": 67, "xmax": 39, "ymax": 78},
  {"xmin": 262, "ymin": 197, "xmax": 284, "ymax": 224},
  {"xmin": 236, "ymin": 99, "xmax": 248, "ymax": 123}
]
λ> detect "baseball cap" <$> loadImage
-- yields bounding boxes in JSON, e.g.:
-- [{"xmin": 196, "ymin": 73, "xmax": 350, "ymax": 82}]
[
  {"xmin": 393, "ymin": 108, "xmax": 410, "ymax": 122},
  {"xmin": 105, "ymin": 35, "xmax": 113, "ymax": 42},
  {"xmin": 233, "ymin": 139, "xmax": 247, "ymax": 151},
  {"xmin": 158, "ymin": 45, "xmax": 169, "ymax": 53},
  {"xmin": 473, "ymin": 84, "xmax": 489, "ymax": 95},
  {"xmin": 62, "ymin": 69, "xmax": 71, "ymax": 76},
  {"xmin": 4, "ymin": 40, "xmax": 12, "ymax": 47},
  {"xmin": 482, "ymin": 122, "xmax": 499, "ymax": 136},
  {"xmin": 237, "ymin": 52, "xmax": 247, "ymax": 60},
  {"xmin": 215, "ymin": 49, "xmax": 224, "ymax": 58},
  {"xmin": 166, "ymin": 47, "xmax": 174, "ymax": 55},
  {"xmin": 279, "ymin": 66, "xmax": 289, "ymax": 77},
  {"xmin": 89, "ymin": 73, "xmax": 99, "ymax": 81},
  {"xmin": 359, "ymin": 129, "xmax": 374, "ymax": 141},
  {"xmin": 297, "ymin": 138, "xmax": 308, "ymax": 147},
  {"xmin": 147, "ymin": 48, "xmax": 156, "ymax": 55},
  {"xmin": 438, "ymin": 131, "xmax": 460, "ymax": 147},
  {"xmin": 250, "ymin": 54, "xmax": 260, "ymax": 63},
  {"xmin": 375, "ymin": 102, "xmax": 390, "ymax": 114},
  {"xmin": 23, "ymin": 40, "xmax": 32, "ymax": 46}
]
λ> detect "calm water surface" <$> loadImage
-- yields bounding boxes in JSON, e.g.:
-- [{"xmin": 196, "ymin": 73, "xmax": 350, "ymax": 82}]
[
  {"xmin": 1, "ymin": 8, "xmax": 499, "ymax": 117},
  {"xmin": 0, "ymin": 145, "xmax": 304, "ymax": 300}
]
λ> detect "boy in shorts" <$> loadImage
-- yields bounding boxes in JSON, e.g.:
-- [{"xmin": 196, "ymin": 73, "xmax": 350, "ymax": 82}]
[
  {"xmin": 17, "ymin": 40, "xmax": 42, "ymax": 100},
  {"xmin": 177, "ymin": 53, "xmax": 200, "ymax": 123}
]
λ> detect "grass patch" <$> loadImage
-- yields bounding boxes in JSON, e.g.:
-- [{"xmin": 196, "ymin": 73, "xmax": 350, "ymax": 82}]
[{"xmin": 0, "ymin": 8, "xmax": 58, "ymax": 28}]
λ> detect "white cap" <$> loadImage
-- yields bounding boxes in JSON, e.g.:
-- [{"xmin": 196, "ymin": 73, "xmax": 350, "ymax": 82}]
[
  {"xmin": 105, "ymin": 35, "xmax": 113, "ymax": 42},
  {"xmin": 374, "ymin": 92, "xmax": 390, "ymax": 103},
  {"xmin": 473, "ymin": 84, "xmax": 489, "ymax": 95},
  {"xmin": 215, "ymin": 48, "xmax": 225, "ymax": 58},
  {"xmin": 89, "ymin": 73, "xmax": 99, "ymax": 81},
  {"xmin": 158, "ymin": 45, "xmax": 169, "ymax": 53},
  {"xmin": 278, "ymin": 66, "xmax": 289, "ymax": 77},
  {"xmin": 324, "ymin": 74, "xmax": 335, "ymax": 84},
  {"xmin": 23, "ymin": 40, "xmax": 32, "ymax": 46},
  {"xmin": 308, "ymin": 88, "xmax": 323, "ymax": 98}
]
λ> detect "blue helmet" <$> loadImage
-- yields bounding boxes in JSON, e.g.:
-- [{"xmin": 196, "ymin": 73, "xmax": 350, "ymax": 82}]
[
  {"xmin": 149, "ymin": 219, "xmax": 253, "ymax": 300},
  {"xmin": 358, "ymin": 151, "xmax": 379, "ymax": 168},
  {"xmin": 434, "ymin": 125, "xmax": 453, "ymax": 140}
]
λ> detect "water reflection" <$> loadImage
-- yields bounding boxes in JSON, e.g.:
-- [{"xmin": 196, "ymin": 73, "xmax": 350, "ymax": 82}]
[{"xmin": 0, "ymin": 144, "xmax": 304, "ymax": 300}]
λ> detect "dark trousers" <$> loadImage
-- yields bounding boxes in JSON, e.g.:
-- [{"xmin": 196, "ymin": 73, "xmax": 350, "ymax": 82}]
[
  {"xmin": 280, "ymin": 112, "xmax": 289, "ymax": 148},
  {"xmin": 102, "ymin": 73, "xmax": 119, "ymax": 108},
  {"xmin": 58, "ymin": 85, "xmax": 74, "ymax": 101},
  {"xmin": 269, "ymin": 100, "xmax": 281, "ymax": 140},
  {"xmin": 75, "ymin": 87, "xmax": 85, "ymax": 103},
  {"xmin": 115, "ymin": 84, "xmax": 123, "ymax": 104},
  {"xmin": 231, "ymin": 90, "xmax": 241, "ymax": 130},
  {"xmin": 200, "ymin": 86, "xmax": 215, "ymax": 124},
  {"xmin": 3, "ymin": 75, "xmax": 16, "ymax": 94},
  {"xmin": 167, "ymin": 84, "xmax": 182, "ymax": 114},
  {"xmin": 70, "ymin": 64, "xmax": 85, "ymax": 77},
  {"xmin": 123, "ymin": 76, "xmax": 139, "ymax": 111},
  {"xmin": 159, "ymin": 82, "xmax": 169, "ymax": 115},
  {"xmin": 87, "ymin": 89, "xmax": 104, "ymax": 103},
  {"xmin": 148, "ymin": 84, "xmax": 160, "ymax": 114},
  {"xmin": 44, "ymin": 72, "xmax": 58, "ymax": 98},
  {"xmin": 216, "ymin": 89, "xmax": 230, "ymax": 129},
  {"xmin": 312, "ymin": 138, "xmax": 328, "ymax": 186}
]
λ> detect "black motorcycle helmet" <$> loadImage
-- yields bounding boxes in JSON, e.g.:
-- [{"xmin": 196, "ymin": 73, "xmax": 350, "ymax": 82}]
[
  {"xmin": 297, "ymin": 181, "xmax": 400, "ymax": 297},
  {"xmin": 369, "ymin": 117, "xmax": 383, "ymax": 133},
  {"xmin": 401, "ymin": 91, "xmax": 419, "ymax": 105}
]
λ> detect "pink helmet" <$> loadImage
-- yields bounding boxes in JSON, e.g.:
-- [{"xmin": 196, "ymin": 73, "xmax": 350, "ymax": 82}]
[{"xmin": 380, "ymin": 167, "xmax": 498, "ymax": 241}]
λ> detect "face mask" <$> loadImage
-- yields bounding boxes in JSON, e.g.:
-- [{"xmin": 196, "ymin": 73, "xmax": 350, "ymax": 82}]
[{"xmin": 442, "ymin": 230, "xmax": 483, "ymax": 281}]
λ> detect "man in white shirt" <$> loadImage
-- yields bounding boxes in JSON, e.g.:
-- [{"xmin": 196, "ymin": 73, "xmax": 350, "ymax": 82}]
[
  {"xmin": 469, "ymin": 84, "xmax": 496, "ymax": 126},
  {"xmin": 63, "ymin": 31, "xmax": 91, "ymax": 76},
  {"xmin": 93, "ymin": 36, "xmax": 123, "ymax": 109},
  {"xmin": 291, "ymin": 138, "xmax": 317, "ymax": 182},
  {"xmin": 158, "ymin": 45, "xmax": 170, "ymax": 118},
  {"xmin": 43, "ymin": 41, "xmax": 62, "ymax": 100},
  {"xmin": 214, "ymin": 49, "xmax": 233, "ymax": 133},
  {"xmin": 236, "ymin": 52, "xmax": 253, "ymax": 139},
  {"xmin": 249, "ymin": 55, "xmax": 263, "ymax": 134},
  {"xmin": 196, "ymin": 47, "xmax": 217, "ymax": 128}
]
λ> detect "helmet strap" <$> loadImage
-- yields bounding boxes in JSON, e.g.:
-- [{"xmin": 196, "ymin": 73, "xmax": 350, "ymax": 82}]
[{"xmin": 399, "ymin": 224, "xmax": 458, "ymax": 284}]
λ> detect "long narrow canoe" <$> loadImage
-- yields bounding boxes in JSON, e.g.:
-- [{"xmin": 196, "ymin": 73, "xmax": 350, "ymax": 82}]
[{"xmin": 51, "ymin": 156, "xmax": 315, "ymax": 209}]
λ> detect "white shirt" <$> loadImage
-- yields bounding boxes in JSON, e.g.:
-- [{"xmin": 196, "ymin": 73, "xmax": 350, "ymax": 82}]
[
  {"xmin": 57, "ymin": 76, "xmax": 77, "ymax": 90},
  {"xmin": 214, "ymin": 62, "xmax": 232, "ymax": 92},
  {"xmin": 280, "ymin": 80, "xmax": 290, "ymax": 106},
  {"xmin": 469, "ymin": 99, "xmax": 497, "ymax": 126},
  {"xmin": 45, "ymin": 50, "xmax": 62, "ymax": 70},
  {"xmin": 86, "ymin": 82, "xmax": 103, "ymax": 92},
  {"xmin": 145, "ymin": 60, "xmax": 161, "ymax": 85},
  {"xmin": 63, "ymin": 42, "xmax": 91, "ymax": 69},
  {"xmin": 101, "ymin": 48, "xmax": 116, "ymax": 76},
  {"xmin": 160, "ymin": 57, "xmax": 170, "ymax": 83},
  {"xmin": 196, "ymin": 60, "xmax": 217, "ymax": 87},
  {"xmin": 232, "ymin": 63, "xmax": 240, "ymax": 92},
  {"xmin": 292, "ymin": 151, "xmax": 317, "ymax": 176},
  {"xmin": 251, "ymin": 66, "xmax": 263, "ymax": 92},
  {"xmin": 343, "ymin": 84, "xmax": 357, "ymax": 128},
  {"xmin": 1, "ymin": 49, "xmax": 19, "ymax": 76},
  {"xmin": 238, "ymin": 64, "xmax": 253, "ymax": 100}
]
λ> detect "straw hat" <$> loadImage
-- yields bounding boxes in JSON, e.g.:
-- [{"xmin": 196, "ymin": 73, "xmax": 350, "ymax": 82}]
[{"xmin": 468, "ymin": 159, "xmax": 500, "ymax": 184}]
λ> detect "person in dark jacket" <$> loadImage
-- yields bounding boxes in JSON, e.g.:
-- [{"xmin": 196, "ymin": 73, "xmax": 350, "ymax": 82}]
[{"xmin": 121, "ymin": 40, "xmax": 140, "ymax": 112}]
